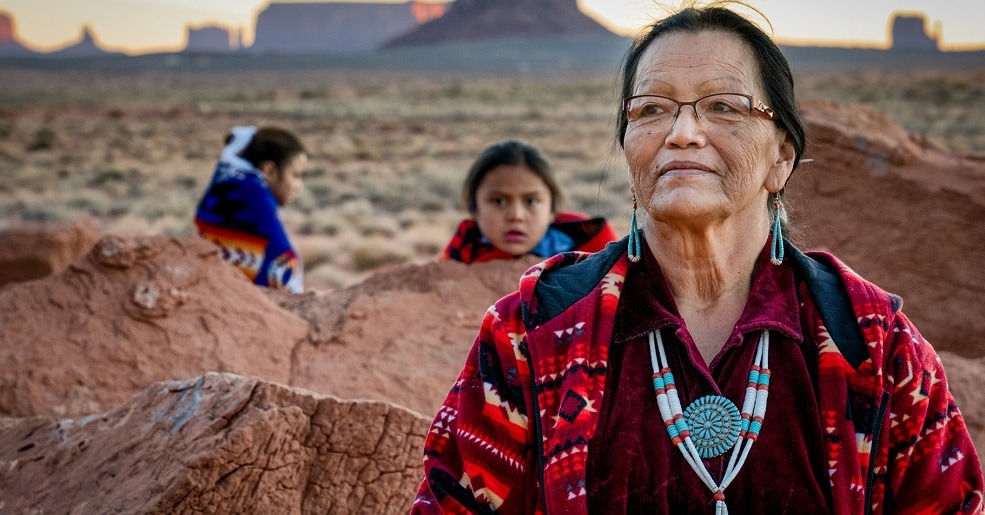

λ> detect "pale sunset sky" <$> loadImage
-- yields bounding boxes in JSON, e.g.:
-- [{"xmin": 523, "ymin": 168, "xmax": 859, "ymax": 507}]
[{"xmin": 1, "ymin": 0, "xmax": 982, "ymax": 54}]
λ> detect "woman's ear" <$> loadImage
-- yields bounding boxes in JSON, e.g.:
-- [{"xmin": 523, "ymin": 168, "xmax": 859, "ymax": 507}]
[{"xmin": 767, "ymin": 132, "xmax": 796, "ymax": 192}]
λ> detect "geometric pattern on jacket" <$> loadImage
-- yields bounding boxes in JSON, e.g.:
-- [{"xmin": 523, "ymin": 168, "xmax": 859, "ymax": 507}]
[
  {"xmin": 437, "ymin": 212, "xmax": 619, "ymax": 264},
  {"xmin": 413, "ymin": 237, "xmax": 984, "ymax": 514}
]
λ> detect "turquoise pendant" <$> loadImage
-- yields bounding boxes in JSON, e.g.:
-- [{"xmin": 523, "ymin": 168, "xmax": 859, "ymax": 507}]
[{"xmin": 682, "ymin": 395, "xmax": 741, "ymax": 458}]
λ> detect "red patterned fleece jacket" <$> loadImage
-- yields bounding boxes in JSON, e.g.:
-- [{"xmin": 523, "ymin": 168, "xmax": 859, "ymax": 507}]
[{"xmin": 412, "ymin": 238, "xmax": 984, "ymax": 514}]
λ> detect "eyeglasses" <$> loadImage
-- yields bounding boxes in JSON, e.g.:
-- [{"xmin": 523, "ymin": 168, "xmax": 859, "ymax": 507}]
[{"xmin": 623, "ymin": 93, "xmax": 775, "ymax": 130}]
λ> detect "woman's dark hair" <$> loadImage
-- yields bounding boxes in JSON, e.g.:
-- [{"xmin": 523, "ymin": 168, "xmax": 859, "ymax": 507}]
[
  {"xmin": 616, "ymin": 3, "xmax": 806, "ymax": 171},
  {"xmin": 463, "ymin": 139, "xmax": 564, "ymax": 213},
  {"xmin": 232, "ymin": 127, "xmax": 306, "ymax": 174}
]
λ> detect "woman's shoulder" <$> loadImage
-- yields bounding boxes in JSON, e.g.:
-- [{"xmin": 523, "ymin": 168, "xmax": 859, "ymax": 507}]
[
  {"xmin": 801, "ymin": 249, "xmax": 903, "ymax": 315},
  {"xmin": 518, "ymin": 241, "xmax": 629, "ymax": 327}
]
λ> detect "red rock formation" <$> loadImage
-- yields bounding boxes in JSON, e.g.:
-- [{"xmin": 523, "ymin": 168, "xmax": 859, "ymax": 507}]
[
  {"xmin": 788, "ymin": 100, "xmax": 985, "ymax": 359},
  {"xmin": 0, "ymin": 373, "xmax": 429, "ymax": 513},
  {"xmin": 0, "ymin": 11, "xmax": 13, "ymax": 42},
  {"xmin": 0, "ymin": 235, "xmax": 308, "ymax": 417},
  {"xmin": 0, "ymin": 10, "xmax": 35, "ymax": 57},
  {"xmin": 0, "ymin": 230, "xmax": 532, "ymax": 420},
  {"xmin": 48, "ymin": 25, "xmax": 119, "ymax": 58},
  {"xmin": 268, "ymin": 256, "xmax": 539, "ymax": 416},
  {"xmin": 891, "ymin": 13, "xmax": 939, "ymax": 51},
  {"xmin": 184, "ymin": 24, "xmax": 236, "ymax": 53},
  {"xmin": 0, "ymin": 219, "xmax": 101, "ymax": 288},
  {"xmin": 251, "ymin": 2, "xmax": 428, "ymax": 53},
  {"xmin": 411, "ymin": 1, "xmax": 449, "ymax": 24},
  {"xmin": 383, "ymin": 0, "xmax": 614, "ymax": 48}
]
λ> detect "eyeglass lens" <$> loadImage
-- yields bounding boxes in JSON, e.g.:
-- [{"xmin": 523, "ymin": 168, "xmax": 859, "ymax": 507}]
[{"xmin": 626, "ymin": 94, "xmax": 754, "ymax": 128}]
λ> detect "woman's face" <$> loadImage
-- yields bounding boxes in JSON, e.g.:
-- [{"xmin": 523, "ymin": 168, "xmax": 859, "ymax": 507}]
[
  {"xmin": 624, "ymin": 30, "xmax": 794, "ymax": 231},
  {"xmin": 265, "ymin": 152, "xmax": 307, "ymax": 206},
  {"xmin": 472, "ymin": 164, "xmax": 555, "ymax": 257}
]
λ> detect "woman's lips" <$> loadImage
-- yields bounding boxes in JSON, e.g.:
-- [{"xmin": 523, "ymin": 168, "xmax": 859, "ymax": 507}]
[
  {"xmin": 504, "ymin": 230, "xmax": 527, "ymax": 242},
  {"xmin": 659, "ymin": 160, "xmax": 713, "ymax": 177}
]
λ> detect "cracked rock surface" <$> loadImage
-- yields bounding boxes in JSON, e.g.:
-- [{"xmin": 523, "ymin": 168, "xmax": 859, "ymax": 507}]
[
  {"xmin": 0, "ymin": 235, "xmax": 308, "ymax": 418},
  {"xmin": 0, "ymin": 372, "xmax": 430, "ymax": 514}
]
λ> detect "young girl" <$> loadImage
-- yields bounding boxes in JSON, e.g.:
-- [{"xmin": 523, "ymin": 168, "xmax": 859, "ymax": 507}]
[
  {"xmin": 195, "ymin": 126, "xmax": 306, "ymax": 292},
  {"xmin": 439, "ymin": 139, "xmax": 618, "ymax": 264}
]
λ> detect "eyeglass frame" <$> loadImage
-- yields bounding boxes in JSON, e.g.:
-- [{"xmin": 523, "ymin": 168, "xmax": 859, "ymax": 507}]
[{"xmin": 622, "ymin": 92, "xmax": 776, "ymax": 129}]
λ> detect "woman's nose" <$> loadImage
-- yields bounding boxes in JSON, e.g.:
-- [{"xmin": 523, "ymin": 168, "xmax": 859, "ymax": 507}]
[{"xmin": 664, "ymin": 105, "xmax": 706, "ymax": 148}]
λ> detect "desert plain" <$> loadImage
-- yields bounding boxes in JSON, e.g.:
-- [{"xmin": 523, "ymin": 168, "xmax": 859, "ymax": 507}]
[{"xmin": 2, "ymin": 59, "xmax": 982, "ymax": 287}]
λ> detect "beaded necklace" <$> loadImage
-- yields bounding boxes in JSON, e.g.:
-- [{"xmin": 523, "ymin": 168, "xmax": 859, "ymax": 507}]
[{"xmin": 648, "ymin": 330, "xmax": 771, "ymax": 515}]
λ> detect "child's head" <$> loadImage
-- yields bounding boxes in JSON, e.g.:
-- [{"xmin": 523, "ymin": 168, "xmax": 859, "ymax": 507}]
[
  {"xmin": 234, "ymin": 127, "xmax": 307, "ymax": 206},
  {"xmin": 463, "ymin": 140, "xmax": 565, "ymax": 257}
]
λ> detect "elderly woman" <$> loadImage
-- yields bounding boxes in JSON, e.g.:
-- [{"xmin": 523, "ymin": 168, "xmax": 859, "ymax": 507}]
[{"xmin": 412, "ymin": 5, "xmax": 983, "ymax": 515}]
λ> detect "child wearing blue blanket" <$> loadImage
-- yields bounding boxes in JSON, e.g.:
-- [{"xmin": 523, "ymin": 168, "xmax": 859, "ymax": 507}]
[{"xmin": 195, "ymin": 126, "xmax": 307, "ymax": 292}]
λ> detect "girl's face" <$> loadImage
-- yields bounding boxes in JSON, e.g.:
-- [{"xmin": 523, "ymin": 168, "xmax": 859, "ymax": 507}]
[{"xmin": 472, "ymin": 164, "xmax": 555, "ymax": 257}]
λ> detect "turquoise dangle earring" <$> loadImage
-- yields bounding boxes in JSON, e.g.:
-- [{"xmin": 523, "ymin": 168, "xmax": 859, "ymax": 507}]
[
  {"xmin": 770, "ymin": 192, "xmax": 784, "ymax": 265},
  {"xmin": 628, "ymin": 195, "xmax": 642, "ymax": 262}
]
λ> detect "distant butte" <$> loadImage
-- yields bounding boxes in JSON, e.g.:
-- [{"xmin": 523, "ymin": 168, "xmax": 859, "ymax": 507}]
[
  {"xmin": 382, "ymin": 0, "xmax": 616, "ymax": 49},
  {"xmin": 47, "ymin": 25, "xmax": 120, "ymax": 58},
  {"xmin": 0, "ymin": 10, "xmax": 36, "ymax": 57}
]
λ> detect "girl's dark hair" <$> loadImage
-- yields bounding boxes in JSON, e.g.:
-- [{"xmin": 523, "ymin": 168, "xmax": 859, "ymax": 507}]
[
  {"xmin": 232, "ymin": 127, "xmax": 306, "ymax": 173},
  {"xmin": 463, "ymin": 139, "xmax": 564, "ymax": 213},
  {"xmin": 616, "ymin": 4, "xmax": 805, "ymax": 171}
]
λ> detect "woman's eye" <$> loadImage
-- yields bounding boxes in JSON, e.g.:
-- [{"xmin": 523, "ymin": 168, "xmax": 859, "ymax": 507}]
[
  {"xmin": 707, "ymin": 100, "xmax": 737, "ymax": 112},
  {"xmin": 640, "ymin": 103, "xmax": 666, "ymax": 117}
]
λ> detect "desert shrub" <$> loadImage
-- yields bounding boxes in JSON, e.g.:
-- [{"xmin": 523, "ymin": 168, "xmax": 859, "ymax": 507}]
[
  {"xmin": 90, "ymin": 167, "xmax": 126, "ymax": 186},
  {"xmin": 443, "ymin": 81, "xmax": 465, "ymax": 98},
  {"xmin": 415, "ymin": 194, "xmax": 447, "ymax": 213},
  {"xmin": 300, "ymin": 245, "xmax": 334, "ymax": 269},
  {"xmin": 27, "ymin": 127, "xmax": 55, "ymax": 151},
  {"xmin": 107, "ymin": 205, "xmax": 130, "ymax": 217},
  {"xmin": 357, "ymin": 220, "xmax": 397, "ymax": 238},
  {"xmin": 420, "ymin": 173, "xmax": 459, "ymax": 200},
  {"xmin": 305, "ymin": 167, "xmax": 327, "ymax": 178},
  {"xmin": 66, "ymin": 195, "xmax": 102, "ymax": 214},
  {"xmin": 350, "ymin": 242, "xmax": 409, "ymax": 272},
  {"xmin": 21, "ymin": 206, "xmax": 62, "ymax": 222},
  {"xmin": 300, "ymin": 89, "xmax": 326, "ymax": 100},
  {"xmin": 299, "ymin": 219, "xmax": 339, "ymax": 237},
  {"xmin": 414, "ymin": 240, "xmax": 443, "ymax": 256},
  {"xmin": 174, "ymin": 175, "xmax": 198, "ymax": 190},
  {"xmin": 306, "ymin": 183, "xmax": 334, "ymax": 203}
]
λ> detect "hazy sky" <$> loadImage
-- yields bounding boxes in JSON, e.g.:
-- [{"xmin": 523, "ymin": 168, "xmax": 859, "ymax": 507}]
[{"xmin": 2, "ymin": 0, "xmax": 982, "ymax": 54}]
